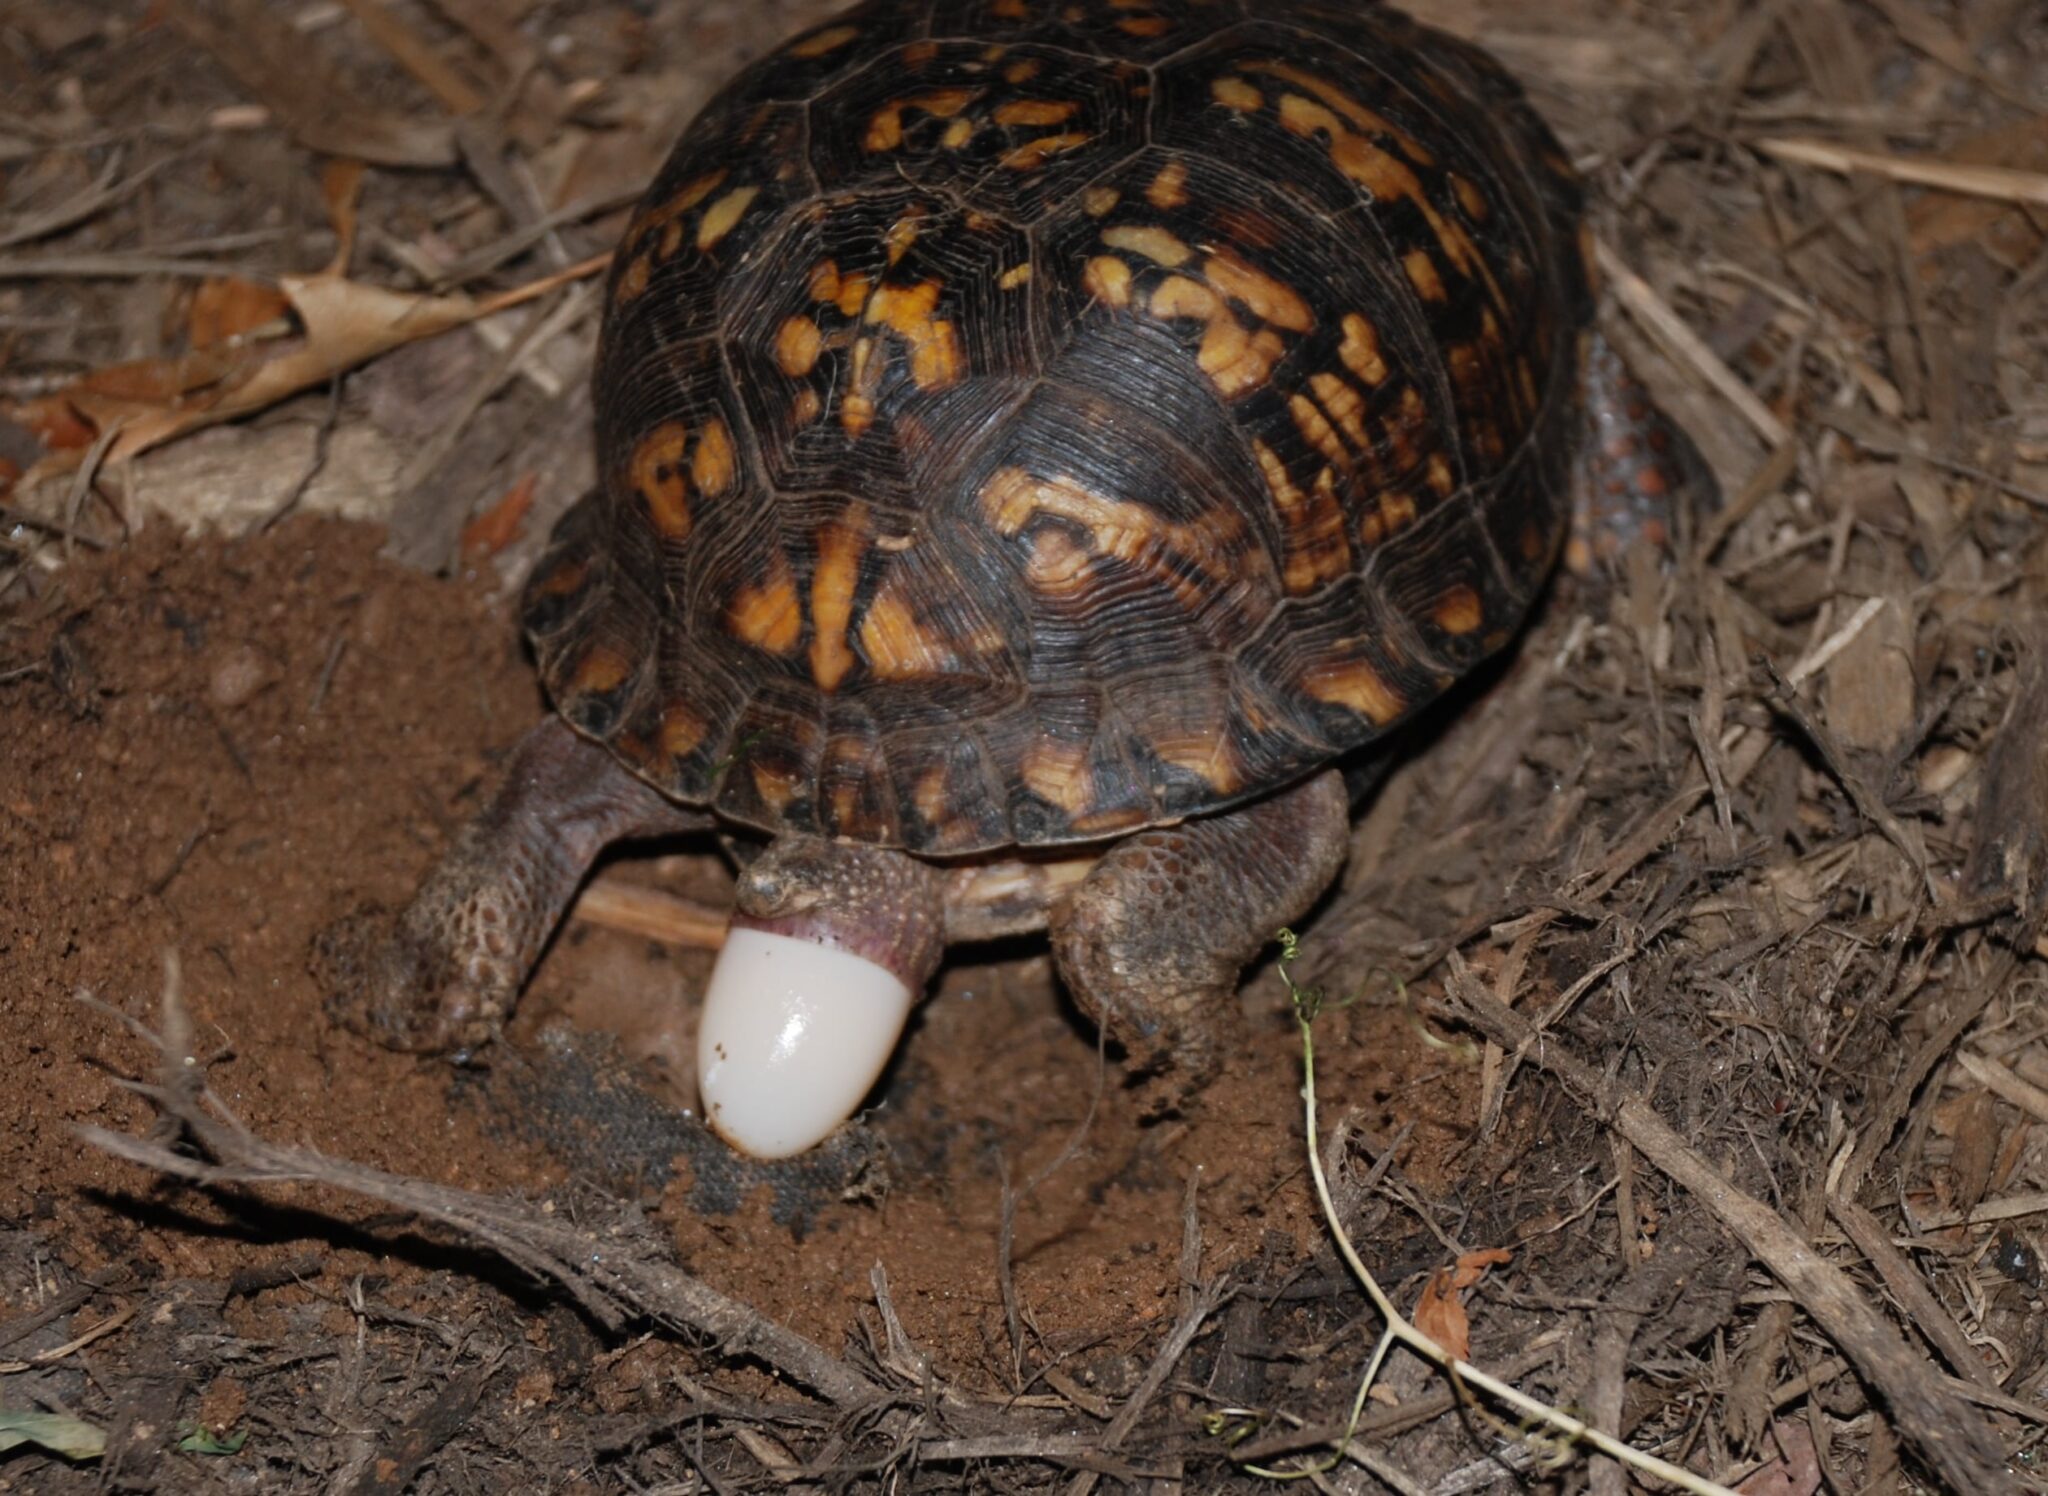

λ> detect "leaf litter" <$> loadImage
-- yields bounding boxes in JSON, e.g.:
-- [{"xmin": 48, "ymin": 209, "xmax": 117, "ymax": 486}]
[{"xmin": 2, "ymin": 0, "xmax": 2047, "ymax": 1492}]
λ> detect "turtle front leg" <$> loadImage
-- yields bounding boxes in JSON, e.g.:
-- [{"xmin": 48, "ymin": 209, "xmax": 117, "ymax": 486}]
[
  {"xmin": 1049, "ymin": 769, "xmax": 1350, "ymax": 1084},
  {"xmin": 320, "ymin": 717, "xmax": 711, "ymax": 1054},
  {"xmin": 696, "ymin": 838, "xmax": 945, "ymax": 1159}
]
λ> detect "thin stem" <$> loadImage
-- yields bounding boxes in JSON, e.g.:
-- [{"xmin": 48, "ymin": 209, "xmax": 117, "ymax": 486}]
[{"xmin": 1254, "ymin": 932, "xmax": 1737, "ymax": 1496}]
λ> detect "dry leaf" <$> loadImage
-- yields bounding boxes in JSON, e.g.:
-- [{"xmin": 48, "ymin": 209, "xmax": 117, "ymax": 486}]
[
  {"xmin": 188, "ymin": 277, "xmax": 292, "ymax": 351},
  {"xmin": 461, "ymin": 471, "xmax": 537, "ymax": 562},
  {"xmin": 1737, "ymin": 1421, "xmax": 1821, "ymax": 1496},
  {"xmin": 1412, "ymin": 1248, "xmax": 1513, "ymax": 1362},
  {"xmin": 10, "ymin": 256, "xmax": 604, "ymax": 476},
  {"xmin": 323, "ymin": 160, "xmax": 366, "ymax": 274}
]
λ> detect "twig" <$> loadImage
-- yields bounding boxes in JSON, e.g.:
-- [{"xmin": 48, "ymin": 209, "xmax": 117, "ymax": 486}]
[
  {"xmin": 76, "ymin": 959, "xmax": 887, "ymax": 1412},
  {"xmin": 569, "ymin": 877, "xmax": 727, "ymax": 950},
  {"xmin": 1596, "ymin": 238, "xmax": 1790, "ymax": 449},
  {"xmin": 1445, "ymin": 976, "xmax": 2019, "ymax": 1494},
  {"xmin": 1270, "ymin": 936, "xmax": 1735, "ymax": 1494},
  {"xmin": 1758, "ymin": 135, "xmax": 2048, "ymax": 208}
]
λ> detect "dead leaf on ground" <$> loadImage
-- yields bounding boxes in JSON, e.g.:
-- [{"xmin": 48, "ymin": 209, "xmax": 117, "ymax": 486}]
[
  {"xmin": 10, "ymin": 255, "xmax": 606, "ymax": 478},
  {"xmin": 1737, "ymin": 1421, "xmax": 1822, "ymax": 1496},
  {"xmin": 187, "ymin": 277, "xmax": 292, "ymax": 352},
  {"xmin": 1412, "ymin": 1247, "xmax": 1514, "ymax": 1362},
  {"xmin": 461, "ymin": 472, "xmax": 537, "ymax": 563}
]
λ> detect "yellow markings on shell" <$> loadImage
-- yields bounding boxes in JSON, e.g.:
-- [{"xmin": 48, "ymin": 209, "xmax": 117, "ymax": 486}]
[
  {"xmin": 941, "ymin": 117, "xmax": 976, "ymax": 149},
  {"xmin": 865, "ymin": 89, "xmax": 978, "ymax": 153},
  {"xmin": 1388, "ymin": 386, "xmax": 1429, "ymax": 469},
  {"xmin": 1424, "ymin": 451, "xmax": 1455, "ymax": 498},
  {"xmin": 1303, "ymin": 655, "xmax": 1404, "ymax": 725},
  {"xmin": 1005, "ymin": 58, "xmax": 1042, "ymax": 84},
  {"xmin": 696, "ymin": 186, "xmax": 759, "ymax": 251},
  {"xmin": 1403, "ymin": 247, "xmax": 1446, "ymax": 302},
  {"xmin": 1003, "ymin": 132, "xmax": 1091, "ymax": 170},
  {"xmin": 885, "ymin": 215, "xmax": 921, "ymax": 265},
  {"xmin": 789, "ymin": 23, "xmax": 859, "ymax": 58},
  {"xmin": 1252, "ymin": 61, "xmax": 1435, "ymax": 165},
  {"xmin": 793, "ymin": 388, "xmax": 823, "ymax": 425},
  {"xmin": 809, "ymin": 507, "xmax": 867, "ymax": 691},
  {"xmin": 1082, "ymin": 185, "xmax": 1120, "ymax": 217},
  {"xmin": 995, "ymin": 99, "xmax": 1078, "ymax": 127},
  {"xmin": 860, "ymin": 577, "xmax": 961, "ymax": 679},
  {"xmin": 569, "ymin": 645, "xmax": 632, "ymax": 696},
  {"xmin": 1102, "ymin": 223, "xmax": 1193, "ymax": 267},
  {"xmin": 842, "ymin": 338, "xmax": 880, "ymax": 436},
  {"xmin": 809, "ymin": 259, "xmax": 842, "ymax": 302},
  {"xmin": 998, "ymin": 263, "xmax": 1033, "ymax": 290},
  {"xmin": 1257, "ymin": 64, "xmax": 1500, "ymax": 311},
  {"xmin": 1310, "ymin": 371, "xmax": 1370, "ymax": 447},
  {"xmin": 914, "ymin": 765, "xmax": 951, "ymax": 829},
  {"xmin": 903, "ymin": 40, "xmax": 941, "ymax": 66},
  {"xmin": 1288, "ymin": 394, "xmax": 1349, "ymax": 472},
  {"xmin": 627, "ymin": 169, "xmax": 727, "ymax": 256},
  {"xmin": 1149, "ymin": 274, "xmax": 1221, "ymax": 321},
  {"xmin": 1146, "ymin": 160, "xmax": 1190, "ymax": 209},
  {"xmin": 992, "ymin": 0, "xmax": 1028, "ymax": 17},
  {"xmin": 1357, "ymin": 488, "xmax": 1418, "ymax": 547},
  {"xmin": 1020, "ymin": 739, "xmax": 1095, "ymax": 818},
  {"xmin": 867, "ymin": 279, "xmax": 964, "ymax": 391},
  {"xmin": 615, "ymin": 252, "xmax": 652, "ymax": 304},
  {"xmin": 1338, "ymin": 313, "xmax": 1388, "ymax": 385},
  {"xmin": 1084, "ymin": 255, "xmax": 1132, "ymax": 308},
  {"xmin": 1212, "ymin": 75, "xmax": 1263, "ymax": 112},
  {"xmin": 1024, "ymin": 525, "xmax": 1092, "ymax": 595},
  {"xmin": 660, "ymin": 701, "xmax": 707, "ymax": 759},
  {"xmin": 1149, "ymin": 276, "xmax": 1285, "ymax": 400},
  {"xmin": 1117, "ymin": 14, "xmax": 1171, "ymax": 37},
  {"xmin": 776, "ymin": 316, "xmax": 824, "ymax": 377},
  {"xmin": 1451, "ymin": 173, "xmax": 1489, "ymax": 221},
  {"xmin": 630, "ymin": 421, "xmax": 692, "ymax": 539},
  {"xmin": 1252, "ymin": 439, "xmax": 1351, "ymax": 595},
  {"xmin": 730, "ymin": 553, "xmax": 803, "ymax": 654},
  {"xmin": 834, "ymin": 272, "xmax": 873, "ymax": 318},
  {"xmin": 1204, "ymin": 249, "xmax": 1313, "ymax": 332},
  {"xmin": 691, "ymin": 418, "xmax": 736, "ymax": 496},
  {"xmin": 1094, "ymin": 237, "xmax": 1311, "ymax": 398},
  {"xmin": 1434, "ymin": 585, "xmax": 1483, "ymax": 636},
  {"xmin": 751, "ymin": 762, "xmax": 798, "ymax": 812},
  {"xmin": 1152, "ymin": 730, "xmax": 1243, "ymax": 795},
  {"xmin": 984, "ymin": 466, "xmax": 1245, "ymax": 610}
]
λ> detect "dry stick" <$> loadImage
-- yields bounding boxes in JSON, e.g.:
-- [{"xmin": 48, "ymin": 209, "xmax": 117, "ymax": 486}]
[
  {"xmin": 79, "ymin": 974, "xmax": 885, "ymax": 1412},
  {"xmin": 569, "ymin": 877, "xmax": 727, "ymax": 950},
  {"xmin": 1448, "ymin": 984, "xmax": 2019, "ymax": 1496},
  {"xmin": 1596, "ymin": 238, "xmax": 1789, "ymax": 449},
  {"xmin": 1827, "ymin": 1198, "xmax": 1997, "ymax": 1391},
  {"xmin": 1758, "ymin": 136, "xmax": 2048, "ymax": 208},
  {"xmin": 1063, "ymin": 1275, "xmax": 1232, "ymax": 1496},
  {"xmin": 1836, "ymin": 947, "xmax": 2018, "ymax": 1201}
]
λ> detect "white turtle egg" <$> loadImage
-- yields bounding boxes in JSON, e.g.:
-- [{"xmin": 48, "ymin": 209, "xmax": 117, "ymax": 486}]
[{"xmin": 696, "ymin": 927, "xmax": 914, "ymax": 1159}]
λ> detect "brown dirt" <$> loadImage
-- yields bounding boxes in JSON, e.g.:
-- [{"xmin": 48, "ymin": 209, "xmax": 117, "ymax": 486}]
[
  {"xmin": 0, "ymin": 516, "xmax": 1473, "ymax": 1364},
  {"xmin": 5, "ymin": 0, "xmax": 2047, "ymax": 1491}
]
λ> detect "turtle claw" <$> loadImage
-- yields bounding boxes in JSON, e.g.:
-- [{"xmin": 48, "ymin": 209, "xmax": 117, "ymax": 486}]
[{"xmin": 312, "ymin": 902, "xmax": 511, "ymax": 1057}]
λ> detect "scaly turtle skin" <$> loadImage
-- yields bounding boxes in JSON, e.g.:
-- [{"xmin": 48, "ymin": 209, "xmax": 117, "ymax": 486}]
[{"xmin": 326, "ymin": 0, "xmax": 1707, "ymax": 1152}]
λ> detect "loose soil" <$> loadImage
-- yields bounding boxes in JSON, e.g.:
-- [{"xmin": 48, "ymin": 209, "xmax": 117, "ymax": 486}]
[
  {"xmin": 4, "ymin": 0, "xmax": 2047, "ymax": 1491},
  {"xmin": 0, "ymin": 518, "xmax": 1477, "ymax": 1362}
]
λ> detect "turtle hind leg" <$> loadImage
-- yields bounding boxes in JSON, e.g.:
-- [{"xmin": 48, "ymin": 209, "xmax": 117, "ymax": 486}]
[
  {"xmin": 1047, "ymin": 769, "xmax": 1350, "ymax": 1086},
  {"xmin": 317, "ymin": 716, "xmax": 711, "ymax": 1054},
  {"xmin": 1566, "ymin": 332, "xmax": 1721, "ymax": 576}
]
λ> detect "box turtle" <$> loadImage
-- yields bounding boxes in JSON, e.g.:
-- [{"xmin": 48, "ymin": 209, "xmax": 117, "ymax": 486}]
[{"xmin": 331, "ymin": 0, "xmax": 1704, "ymax": 1158}]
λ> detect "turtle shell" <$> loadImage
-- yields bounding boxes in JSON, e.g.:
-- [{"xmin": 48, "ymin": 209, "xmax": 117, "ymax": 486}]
[{"xmin": 524, "ymin": 0, "xmax": 1593, "ymax": 856}]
